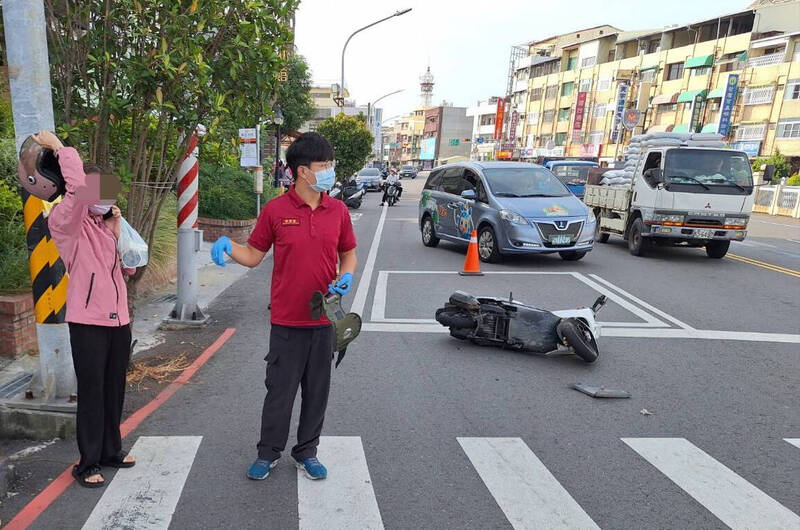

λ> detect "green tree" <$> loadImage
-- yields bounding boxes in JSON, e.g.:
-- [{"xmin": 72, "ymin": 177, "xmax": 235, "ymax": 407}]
[
  {"xmin": 316, "ymin": 112, "xmax": 373, "ymax": 181},
  {"xmin": 753, "ymin": 150, "xmax": 791, "ymax": 183},
  {"xmin": 44, "ymin": 0, "xmax": 297, "ymax": 291},
  {"xmin": 276, "ymin": 54, "xmax": 315, "ymax": 134}
]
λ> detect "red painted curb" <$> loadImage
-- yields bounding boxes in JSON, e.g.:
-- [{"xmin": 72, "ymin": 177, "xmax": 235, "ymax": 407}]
[{"xmin": 3, "ymin": 327, "xmax": 236, "ymax": 530}]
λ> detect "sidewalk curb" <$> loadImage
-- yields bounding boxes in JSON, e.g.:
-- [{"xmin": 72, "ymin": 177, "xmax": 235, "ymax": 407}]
[
  {"xmin": 0, "ymin": 456, "xmax": 15, "ymax": 500},
  {"xmin": 0, "ymin": 405, "xmax": 75, "ymax": 440}
]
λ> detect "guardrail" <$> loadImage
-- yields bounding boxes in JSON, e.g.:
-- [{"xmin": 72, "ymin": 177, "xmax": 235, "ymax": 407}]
[{"xmin": 753, "ymin": 184, "xmax": 800, "ymax": 218}]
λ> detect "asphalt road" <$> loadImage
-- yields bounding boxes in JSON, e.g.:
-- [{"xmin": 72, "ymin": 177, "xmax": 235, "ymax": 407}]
[{"xmin": 3, "ymin": 179, "xmax": 799, "ymax": 529}]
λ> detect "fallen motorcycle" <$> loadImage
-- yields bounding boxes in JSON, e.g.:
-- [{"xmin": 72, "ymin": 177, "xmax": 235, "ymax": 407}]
[{"xmin": 435, "ymin": 291, "xmax": 606, "ymax": 362}]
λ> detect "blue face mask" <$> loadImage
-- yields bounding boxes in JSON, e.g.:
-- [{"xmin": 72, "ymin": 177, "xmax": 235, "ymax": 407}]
[{"xmin": 310, "ymin": 166, "xmax": 336, "ymax": 192}]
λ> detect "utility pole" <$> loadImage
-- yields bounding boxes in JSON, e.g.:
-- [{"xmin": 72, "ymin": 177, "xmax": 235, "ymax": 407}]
[{"xmin": 3, "ymin": 0, "xmax": 76, "ymax": 404}]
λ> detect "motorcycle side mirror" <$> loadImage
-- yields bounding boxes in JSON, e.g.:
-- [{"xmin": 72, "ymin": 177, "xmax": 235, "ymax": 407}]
[
  {"xmin": 461, "ymin": 189, "xmax": 476, "ymax": 200},
  {"xmin": 591, "ymin": 295, "xmax": 607, "ymax": 314}
]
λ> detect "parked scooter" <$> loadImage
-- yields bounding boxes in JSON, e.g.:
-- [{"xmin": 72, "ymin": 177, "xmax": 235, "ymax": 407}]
[
  {"xmin": 435, "ymin": 291, "xmax": 606, "ymax": 362},
  {"xmin": 330, "ymin": 177, "xmax": 366, "ymax": 209}
]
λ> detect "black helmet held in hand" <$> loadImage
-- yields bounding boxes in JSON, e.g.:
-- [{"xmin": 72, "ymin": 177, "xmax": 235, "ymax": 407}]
[{"xmin": 17, "ymin": 135, "xmax": 65, "ymax": 201}]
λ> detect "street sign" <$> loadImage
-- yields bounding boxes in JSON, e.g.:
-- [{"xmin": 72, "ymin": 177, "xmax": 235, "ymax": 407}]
[
  {"xmin": 622, "ymin": 109, "xmax": 642, "ymax": 131},
  {"xmin": 573, "ymin": 92, "xmax": 587, "ymax": 133},
  {"xmin": 477, "ymin": 137, "xmax": 485, "ymax": 144},
  {"xmin": 612, "ymin": 83, "xmax": 629, "ymax": 142},
  {"xmin": 689, "ymin": 95, "xmax": 705, "ymax": 133},
  {"xmin": 509, "ymin": 111, "xmax": 519, "ymax": 142},
  {"xmin": 493, "ymin": 98, "xmax": 505, "ymax": 140},
  {"xmin": 717, "ymin": 74, "xmax": 740, "ymax": 137},
  {"xmin": 239, "ymin": 128, "xmax": 259, "ymax": 167},
  {"xmin": 449, "ymin": 138, "xmax": 460, "ymax": 146}
]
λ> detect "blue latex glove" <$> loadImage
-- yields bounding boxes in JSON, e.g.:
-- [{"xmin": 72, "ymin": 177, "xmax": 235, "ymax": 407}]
[
  {"xmin": 329, "ymin": 272, "xmax": 353, "ymax": 296},
  {"xmin": 211, "ymin": 236, "xmax": 232, "ymax": 267}
]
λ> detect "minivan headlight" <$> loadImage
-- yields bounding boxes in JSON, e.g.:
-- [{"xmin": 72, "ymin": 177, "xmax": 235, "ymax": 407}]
[{"xmin": 499, "ymin": 209, "xmax": 529, "ymax": 225}]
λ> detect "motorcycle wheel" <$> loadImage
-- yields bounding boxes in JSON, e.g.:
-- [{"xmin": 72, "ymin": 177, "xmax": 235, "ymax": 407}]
[
  {"xmin": 436, "ymin": 310, "xmax": 475, "ymax": 330},
  {"xmin": 556, "ymin": 318, "xmax": 599, "ymax": 363}
]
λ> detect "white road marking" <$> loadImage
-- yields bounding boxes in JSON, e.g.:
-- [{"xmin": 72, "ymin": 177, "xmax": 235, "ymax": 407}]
[
  {"xmin": 750, "ymin": 218, "xmax": 800, "ymax": 228},
  {"xmin": 458, "ymin": 437, "xmax": 599, "ymax": 529},
  {"xmin": 569, "ymin": 273, "xmax": 666, "ymax": 326},
  {"xmin": 603, "ymin": 327, "xmax": 800, "ymax": 343},
  {"xmin": 298, "ymin": 436, "xmax": 383, "ymax": 530},
  {"xmin": 351, "ymin": 205, "xmax": 388, "ymax": 316},
  {"xmin": 588, "ymin": 274, "xmax": 694, "ymax": 330},
  {"xmin": 82, "ymin": 436, "xmax": 202, "ymax": 530},
  {"xmin": 622, "ymin": 438, "xmax": 800, "ymax": 530},
  {"xmin": 350, "ymin": 212, "xmax": 363, "ymax": 223},
  {"xmin": 785, "ymin": 438, "xmax": 800, "ymax": 449}
]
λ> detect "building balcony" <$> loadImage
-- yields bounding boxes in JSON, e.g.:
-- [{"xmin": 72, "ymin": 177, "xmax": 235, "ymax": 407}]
[{"xmin": 748, "ymin": 52, "xmax": 785, "ymax": 68}]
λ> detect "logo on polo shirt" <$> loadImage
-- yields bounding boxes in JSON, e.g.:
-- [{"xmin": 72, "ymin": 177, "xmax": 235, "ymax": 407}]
[{"xmin": 282, "ymin": 218, "xmax": 300, "ymax": 226}]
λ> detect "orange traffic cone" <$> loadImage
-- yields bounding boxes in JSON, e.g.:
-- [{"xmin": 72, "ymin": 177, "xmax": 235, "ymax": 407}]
[{"xmin": 459, "ymin": 230, "xmax": 483, "ymax": 276}]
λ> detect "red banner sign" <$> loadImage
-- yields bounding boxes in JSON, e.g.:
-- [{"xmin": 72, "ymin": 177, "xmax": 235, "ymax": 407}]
[
  {"xmin": 494, "ymin": 98, "xmax": 505, "ymax": 140},
  {"xmin": 509, "ymin": 111, "xmax": 519, "ymax": 142},
  {"xmin": 573, "ymin": 92, "xmax": 587, "ymax": 132}
]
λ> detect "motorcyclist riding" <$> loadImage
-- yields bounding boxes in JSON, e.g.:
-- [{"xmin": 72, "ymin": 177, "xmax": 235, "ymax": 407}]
[{"xmin": 380, "ymin": 170, "xmax": 402, "ymax": 206}]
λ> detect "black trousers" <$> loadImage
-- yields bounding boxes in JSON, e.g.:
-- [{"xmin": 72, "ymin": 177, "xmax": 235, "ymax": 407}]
[
  {"xmin": 69, "ymin": 323, "xmax": 131, "ymax": 474},
  {"xmin": 257, "ymin": 324, "xmax": 334, "ymax": 462}
]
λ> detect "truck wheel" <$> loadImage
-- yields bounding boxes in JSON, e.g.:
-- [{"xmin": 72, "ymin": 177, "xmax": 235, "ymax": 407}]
[
  {"xmin": 595, "ymin": 213, "xmax": 609, "ymax": 243},
  {"xmin": 478, "ymin": 226, "xmax": 502, "ymax": 263},
  {"xmin": 628, "ymin": 218, "xmax": 650, "ymax": 257},
  {"xmin": 559, "ymin": 251, "xmax": 586, "ymax": 261},
  {"xmin": 706, "ymin": 240, "xmax": 730, "ymax": 259},
  {"xmin": 421, "ymin": 216, "xmax": 440, "ymax": 247},
  {"xmin": 557, "ymin": 318, "xmax": 598, "ymax": 363}
]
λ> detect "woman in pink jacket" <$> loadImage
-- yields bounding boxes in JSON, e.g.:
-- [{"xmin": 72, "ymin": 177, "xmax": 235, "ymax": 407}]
[{"xmin": 35, "ymin": 131, "xmax": 137, "ymax": 488}]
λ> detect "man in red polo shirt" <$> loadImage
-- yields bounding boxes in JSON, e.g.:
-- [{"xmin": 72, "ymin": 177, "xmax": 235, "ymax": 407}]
[{"xmin": 210, "ymin": 132, "xmax": 357, "ymax": 481}]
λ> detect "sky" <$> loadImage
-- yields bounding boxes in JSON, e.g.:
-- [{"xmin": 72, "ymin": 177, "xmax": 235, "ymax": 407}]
[{"xmin": 295, "ymin": 0, "xmax": 749, "ymax": 125}]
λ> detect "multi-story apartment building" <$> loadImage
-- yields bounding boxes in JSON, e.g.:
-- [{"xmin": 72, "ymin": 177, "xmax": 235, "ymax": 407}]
[
  {"xmin": 383, "ymin": 109, "xmax": 426, "ymax": 167},
  {"xmin": 467, "ymin": 97, "xmax": 503, "ymax": 161},
  {"xmin": 513, "ymin": 0, "xmax": 800, "ymax": 166}
]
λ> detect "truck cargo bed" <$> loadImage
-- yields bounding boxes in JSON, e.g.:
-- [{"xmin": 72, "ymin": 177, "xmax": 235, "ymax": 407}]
[{"xmin": 584, "ymin": 185, "xmax": 632, "ymax": 211}]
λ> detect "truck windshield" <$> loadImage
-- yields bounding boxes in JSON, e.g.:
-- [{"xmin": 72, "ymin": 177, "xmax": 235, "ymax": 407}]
[
  {"xmin": 664, "ymin": 149, "xmax": 753, "ymax": 191},
  {"xmin": 550, "ymin": 165, "xmax": 596, "ymax": 186},
  {"xmin": 483, "ymin": 168, "xmax": 571, "ymax": 197}
]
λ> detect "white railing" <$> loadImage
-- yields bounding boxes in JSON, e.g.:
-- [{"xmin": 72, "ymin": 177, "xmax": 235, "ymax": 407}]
[
  {"xmin": 742, "ymin": 86, "xmax": 776, "ymax": 105},
  {"xmin": 753, "ymin": 184, "xmax": 800, "ymax": 218},
  {"xmin": 748, "ymin": 52, "xmax": 785, "ymax": 68},
  {"xmin": 736, "ymin": 124, "xmax": 767, "ymax": 141}
]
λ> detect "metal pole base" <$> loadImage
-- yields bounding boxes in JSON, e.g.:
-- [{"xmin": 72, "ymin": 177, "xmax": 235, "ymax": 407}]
[{"xmin": 161, "ymin": 228, "xmax": 210, "ymax": 330}]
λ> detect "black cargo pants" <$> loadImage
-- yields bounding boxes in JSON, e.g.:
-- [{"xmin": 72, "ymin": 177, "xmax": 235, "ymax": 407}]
[{"xmin": 257, "ymin": 324, "xmax": 334, "ymax": 462}]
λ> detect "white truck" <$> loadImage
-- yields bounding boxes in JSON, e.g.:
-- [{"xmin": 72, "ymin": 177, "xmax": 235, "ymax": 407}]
[{"xmin": 584, "ymin": 135, "xmax": 755, "ymax": 258}]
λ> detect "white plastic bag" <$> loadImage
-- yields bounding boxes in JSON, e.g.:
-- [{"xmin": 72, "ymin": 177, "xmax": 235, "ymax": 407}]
[{"xmin": 117, "ymin": 217, "xmax": 149, "ymax": 268}]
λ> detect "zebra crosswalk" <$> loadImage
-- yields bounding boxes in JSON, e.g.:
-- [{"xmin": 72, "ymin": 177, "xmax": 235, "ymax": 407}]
[{"xmin": 64, "ymin": 435, "xmax": 799, "ymax": 530}]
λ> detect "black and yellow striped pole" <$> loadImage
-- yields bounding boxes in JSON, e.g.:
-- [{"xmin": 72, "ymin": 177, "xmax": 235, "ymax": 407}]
[{"xmin": 21, "ymin": 188, "xmax": 68, "ymax": 324}]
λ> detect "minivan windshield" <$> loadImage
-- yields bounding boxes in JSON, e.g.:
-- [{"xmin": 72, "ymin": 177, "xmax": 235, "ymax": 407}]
[
  {"xmin": 550, "ymin": 165, "xmax": 595, "ymax": 186},
  {"xmin": 483, "ymin": 167, "xmax": 571, "ymax": 197},
  {"xmin": 664, "ymin": 149, "xmax": 753, "ymax": 191}
]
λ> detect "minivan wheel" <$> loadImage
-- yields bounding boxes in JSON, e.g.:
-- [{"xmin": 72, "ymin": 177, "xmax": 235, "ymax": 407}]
[
  {"xmin": 421, "ymin": 216, "xmax": 440, "ymax": 247},
  {"xmin": 478, "ymin": 226, "xmax": 502, "ymax": 263}
]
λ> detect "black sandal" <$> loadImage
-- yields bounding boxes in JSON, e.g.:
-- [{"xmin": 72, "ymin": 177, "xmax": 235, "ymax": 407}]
[
  {"xmin": 72, "ymin": 465, "xmax": 105, "ymax": 488},
  {"xmin": 100, "ymin": 451, "xmax": 136, "ymax": 468}
]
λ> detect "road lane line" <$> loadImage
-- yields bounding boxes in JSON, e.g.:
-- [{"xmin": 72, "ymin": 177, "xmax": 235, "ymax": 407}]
[
  {"xmin": 351, "ymin": 205, "xmax": 388, "ymax": 317},
  {"xmin": 82, "ymin": 436, "xmax": 202, "ymax": 530},
  {"xmin": 570, "ymin": 273, "xmax": 666, "ymax": 326},
  {"xmin": 726, "ymin": 253, "xmax": 800, "ymax": 279},
  {"xmin": 785, "ymin": 439, "xmax": 800, "ymax": 449},
  {"xmin": 371, "ymin": 270, "xmax": 389, "ymax": 321},
  {"xmin": 3, "ymin": 328, "xmax": 236, "ymax": 530},
  {"xmin": 458, "ymin": 437, "xmax": 599, "ymax": 529},
  {"xmin": 622, "ymin": 438, "xmax": 800, "ymax": 530},
  {"xmin": 298, "ymin": 436, "xmax": 383, "ymax": 530},
  {"xmin": 588, "ymin": 274, "xmax": 694, "ymax": 330}
]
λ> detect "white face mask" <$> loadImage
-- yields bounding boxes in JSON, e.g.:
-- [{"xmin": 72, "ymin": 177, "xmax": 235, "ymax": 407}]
[{"xmin": 89, "ymin": 204, "xmax": 111, "ymax": 216}]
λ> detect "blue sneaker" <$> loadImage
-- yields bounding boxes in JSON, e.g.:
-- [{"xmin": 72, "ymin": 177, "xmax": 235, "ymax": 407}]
[
  {"xmin": 247, "ymin": 458, "xmax": 277, "ymax": 480},
  {"xmin": 295, "ymin": 457, "xmax": 327, "ymax": 480}
]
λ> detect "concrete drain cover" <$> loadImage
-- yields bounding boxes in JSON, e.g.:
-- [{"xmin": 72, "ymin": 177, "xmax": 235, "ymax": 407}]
[{"xmin": 0, "ymin": 373, "xmax": 33, "ymax": 399}]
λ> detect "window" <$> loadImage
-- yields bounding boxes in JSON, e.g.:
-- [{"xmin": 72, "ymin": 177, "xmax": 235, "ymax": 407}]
[
  {"xmin": 608, "ymin": 49, "xmax": 616, "ymax": 62},
  {"xmin": 542, "ymin": 110, "xmax": 555, "ymax": 123},
  {"xmin": 640, "ymin": 69, "xmax": 657, "ymax": 83},
  {"xmin": 539, "ymin": 135, "xmax": 553, "ymax": 146},
  {"xmin": 558, "ymin": 108, "xmax": 571, "ymax": 121},
  {"xmin": 742, "ymin": 86, "xmax": 776, "ymax": 106},
  {"xmin": 567, "ymin": 56, "xmax": 578, "ymax": 70},
  {"xmin": 785, "ymin": 79, "xmax": 800, "ymax": 101},
  {"xmin": 735, "ymin": 124, "xmax": 767, "ymax": 141},
  {"xmin": 660, "ymin": 103, "xmax": 678, "ymax": 112},
  {"xmin": 555, "ymin": 132, "xmax": 567, "ymax": 146},
  {"xmin": 440, "ymin": 167, "xmax": 464, "ymax": 195},
  {"xmin": 776, "ymin": 119, "xmax": 800, "ymax": 139},
  {"xmin": 597, "ymin": 78, "xmax": 612, "ymax": 91},
  {"xmin": 424, "ymin": 169, "xmax": 443, "ymax": 190},
  {"xmin": 593, "ymin": 104, "xmax": 608, "ymax": 118},
  {"xmin": 794, "ymin": 42, "xmax": 800, "ymax": 63},
  {"xmin": 530, "ymin": 87, "xmax": 544, "ymax": 100},
  {"xmin": 588, "ymin": 130, "xmax": 604, "ymax": 144},
  {"xmin": 479, "ymin": 114, "xmax": 496, "ymax": 126},
  {"xmin": 719, "ymin": 51, "xmax": 746, "ymax": 73},
  {"xmin": 545, "ymin": 85, "xmax": 558, "ymax": 99},
  {"xmin": 528, "ymin": 111, "xmax": 539, "ymax": 122},
  {"xmin": 647, "ymin": 40, "xmax": 660, "ymax": 54},
  {"xmin": 578, "ymin": 78, "xmax": 592, "ymax": 92},
  {"xmin": 643, "ymin": 152, "xmax": 662, "ymax": 175},
  {"xmin": 690, "ymin": 66, "xmax": 712, "ymax": 77},
  {"xmin": 463, "ymin": 170, "xmax": 487, "ymax": 202},
  {"xmin": 561, "ymin": 82, "xmax": 574, "ymax": 97},
  {"xmin": 665, "ymin": 62, "xmax": 684, "ymax": 81},
  {"xmin": 581, "ymin": 56, "xmax": 596, "ymax": 68}
]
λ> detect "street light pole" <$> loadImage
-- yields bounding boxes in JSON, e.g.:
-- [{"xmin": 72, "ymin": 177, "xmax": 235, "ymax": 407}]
[
  {"xmin": 339, "ymin": 8, "xmax": 412, "ymax": 106},
  {"xmin": 369, "ymin": 89, "xmax": 405, "ymax": 163},
  {"xmin": 273, "ymin": 105, "xmax": 284, "ymax": 188}
]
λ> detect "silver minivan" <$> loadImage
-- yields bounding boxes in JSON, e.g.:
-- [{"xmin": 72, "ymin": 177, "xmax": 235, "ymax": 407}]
[{"xmin": 418, "ymin": 162, "xmax": 595, "ymax": 262}]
